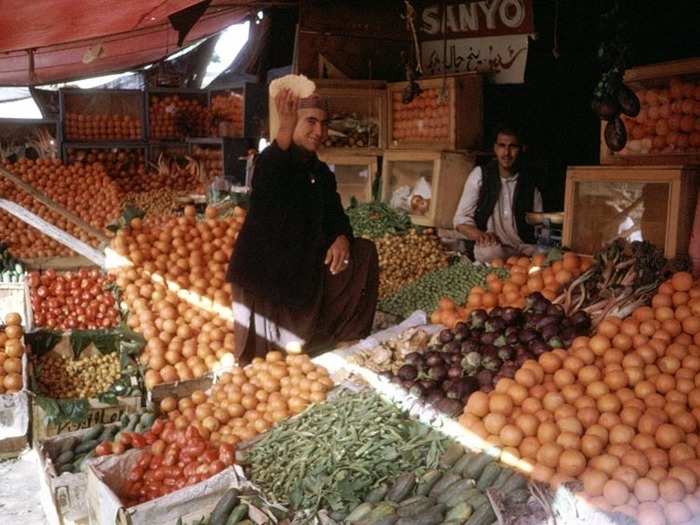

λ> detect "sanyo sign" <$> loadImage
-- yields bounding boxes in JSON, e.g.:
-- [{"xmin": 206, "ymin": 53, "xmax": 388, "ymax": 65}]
[{"xmin": 421, "ymin": 0, "xmax": 529, "ymax": 36}]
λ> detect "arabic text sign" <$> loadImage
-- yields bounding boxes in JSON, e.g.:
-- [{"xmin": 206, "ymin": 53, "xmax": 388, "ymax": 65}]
[
  {"xmin": 421, "ymin": 34, "xmax": 529, "ymax": 84},
  {"xmin": 420, "ymin": 0, "xmax": 534, "ymax": 39}
]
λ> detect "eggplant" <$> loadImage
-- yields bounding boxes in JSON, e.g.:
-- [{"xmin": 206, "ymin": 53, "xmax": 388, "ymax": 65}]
[
  {"xmin": 398, "ymin": 364, "xmax": 418, "ymax": 381},
  {"xmin": 470, "ymin": 309, "xmax": 488, "ymax": 329},
  {"xmin": 453, "ymin": 323, "xmax": 469, "ymax": 342},
  {"xmin": 460, "ymin": 340, "xmax": 479, "ymax": 354},
  {"xmin": 425, "ymin": 353, "xmax": 444, "ymax": 368},
  {"xmin": 409, "ymin": 383, "xmax": 426, "ymax": 398},
  {"xmin": 519, "ymin": 328, "xmax": 539, "ymax": 344},
  {"xmin": 535, "ymin": 315, "xmax": 559, "ymax": 332},
  {"xmin": 482, "ymin": 345, "xmax": 498, "ymax": 358},
  {"xmin": 448, "ymin": 365, "xmax": 464, "ymax": 380},
  {"xmin": 499, "ymin": 364, "xmax": 517, "ymax": 378},
  {"xmin": 605, "ymin": 116, "xmax": 627, "ymax": 152},
  {"xmin": 515, "ymin": 354, "xmax": 530, "ymax": 367},
  {"xmin": 592, "ymin": 94, "xmax": 620, "ymax": 121},
  {"xmin": 401, "ymin": 379, "xmax": 415, "ymax": 389},
  {"xmin": 462, "ymin": 352, "xmax": 482, "ymax": 368},
  {"xmin": 379, "ymin": 371, "xmax": 393, "ymax": 380},
  {"xmin": 530, "ymin": 339, "xmax": 550, "ymax": 356},
  {"xmin": 429, "ymin": 364, "xmax": 448, "ymax": 382},
  {"xmin": 490, "ymin": 306, "xmax": 504, "ymax": 318},
  {"xmin": 392, "ymin": 375, "xmax": 404, "ymax": 385},
  {"xmin": 435, "ymin": 398, "xmax": 463, "ymax": 416},
  {"xmin": 477, "ymin": 369, "xmax": 494, "ymax": 387},
  {"xmin": 445, "ymin": 383, "xmax": 463, "ymax": 401},
  {"xmin": 501, "ymin": 307, "xmax": 521, "ymax": 325},
  {"xmin": 404, "ymin": 352, "xmax": 424, "ymax": 367},
  {"xmin": 525, "ymin": 292, "xmax": 546, "ymax": 310},
  {"xmin": 494, "ymin": 334, "xmax": 507, "ymax": 347},
  {"xmin": 443, "ymin": 341, "xmax": 461, "ymax": 354},
  {"xmin": 541, "ymin": 324, "xmax": 559, "ymax": 342},
  {"xmin": 485, "ymin": 317, "xmax": 505, "ymax": 333},
  {"xmin": 460, "ymin": 377, "xmax": 479, "ymax": 396},
  {"xmin": 514, "ymin": 345, "xmax": 529, "ymax": 358},
  {"xmin": 480, "ymin": 332, "xmax": 497, "ymax": 345},
  {"xmin": 546, "ymin": 304, "xmax": 565, "ymax": 318},
  {"xmin": 506, "ymin": 332, "xmax": 520, "ymax": 346},
  {"xmin": 617, "ymin": 84, "xmax": 640, "ymax": 117},
  {"xmin": 571, "ymin": 310, "xmax": 591, "ymax": 329},
  {"xmin": 547, "ymin": 336, "xmax": 564, "ymax": 349},
  {"xmin": 482, "ymin": 356, "xmax": 502, "ymax": 372},
  {"xmin": 448, "ymin": 353, "xmax": 463, "ymax": 365},
  {"xmin": 482, "ymin": 384, "xmax": 495, "ymax": 393},
  {"xmin": 497, "ymin": 347, "xmax": 514, "ymax": 361},
  {"xmin": 426, "ymin": 390, "xmax": 444, "ymax": 404},
  {"xmin": 439, "ymin": 329, "xmax": 454, "ymax": 344},
  {"xmin": 419, "ymin": 379, "xmax": 437, "ymax": 392}
]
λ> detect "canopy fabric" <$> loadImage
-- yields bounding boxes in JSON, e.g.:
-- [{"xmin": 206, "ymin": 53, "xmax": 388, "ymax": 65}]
[{"xmin": 0, "ymin": 1, "xmax": 273, "ymax": 86}]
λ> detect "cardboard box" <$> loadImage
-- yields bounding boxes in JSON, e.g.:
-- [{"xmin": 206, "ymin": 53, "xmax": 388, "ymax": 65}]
[{"xmin": 87, "ymin": 448, "xmax": 246, "ymax": 525}]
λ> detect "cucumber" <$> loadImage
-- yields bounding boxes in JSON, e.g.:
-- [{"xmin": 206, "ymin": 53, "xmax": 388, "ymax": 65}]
[
  {"xmin": 224, "ymin": 503, "xmax": 248, "ymax": 525},
  {"xmin": 59, "ymin": 436, "xmax": 78, "ymax": 454},
  {"xmin": 387, "ymin": 472, "xmax": 416, "ymax": 502},
  {"xmin": 76, "ymin": 451, "xmax": 95, "ymax": 472},
  {"xmin": 82, "ymin": 424, "xmax": 104, "ymax": 442},
  {"xmin": 444, "ymin": 488, "xmax": 482, "ymax": 509},
  {"xmin": 464, "ymin": 502, "xmax": 495, "ymax": 525},
  {"xmin": 476, "ymin": 464, "xmax": 501, "ymax": 491},
  {"xmin": 445, "ymin": 502, "xmax": 473, "ymax": 523},
  {"xmin": 98, "ymin": 426, "xmax": 117, "ymax": 442},
  {"xmin": 416, "ymin": 470, "xmax": 441, "ymax": 497},
  {"xmin": 347, "ymin": 503, "xmax": 374, "ymax": 523},
  {"xmin": 492, "ymin": 468, "xmax": 513, "ymax": 490},
  {"xmin": 366, "ymin": 483, "xmax": 389, "ymax": 503},
  {"xmin": 396, "ymin": 504, "xmax": 445, "ymax": 525},
  {"xmin": 75, "ymin": 439, "xmax": 99, "ymax": 455},
  {"xmin": 125, "ymin": 414, "xmax": 140, "ymax": 432},
  {"xmin": 501, "ymin": 473, "xmax": 527, "ymax": 493},
  {"xmin": 120, "ymin": 413, "xmax": 130, "ymax": 427},
  {"xmin": 462, "ymin": 454, "xmax": 492, "ymax": 480},
  {"xmin": 360, "ymin": 502, "xmax": 397, "ymax": 525},
  {"xmin": 439, "ymin": 443, "xmax": 464, "ymax": 469},
  {"xmin": 397, "ymin": 496, "xmax": 434, "ymax": 518},
  {"xmin": 449, "ymin": 453, "xmax": 474, "ymax": 475},
  {"xmin": 139, "ymin": 412, "xmax": 156, "ymax": 428},
  {"xmin": 57, "ymin": 463, "xmax": 75, "ymax": 475},
  {"xmin": 373, "ymin": 515, "xmax": 398, "ymax": 525},
  {"xmin": 437, "ymin": 479, "xmax": 476, "ymax": 505},
  {"xmin": 56, "ymin": 450, "xmax": 74, "ymax": 465},
  {"xmin": 210, "ymin": 488, "xmax": 240, "ymax": 525},
  {"xmin": 429, "ymin": 473, "xmax": 461, "ymax": 499}
]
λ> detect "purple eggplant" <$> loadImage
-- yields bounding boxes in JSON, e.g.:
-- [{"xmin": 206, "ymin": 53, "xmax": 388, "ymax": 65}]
[
  {"xmin": 525, "ymin": 292, "xmax": 546, "ymax": 310},
  {"xmin": 519, "ymin": 328, "xmax": 539, "ymax": 344},
  {"xmin": 571, "ymin": 310, "xmax": 592, "ymax": 329},
  {"xmin": 546, "ymin": 304, "xmax": 565, "ymax": 317},
  {"xmin": 480, "ymin": 332, "xmax": 497, "ymax": 345},
  {"xmin": 425, "ymin": 351, "xmax": 445, "ymax": 367},
  {"xmin": 541, "ymin": 324, "xmax": 559, "ymax": 342},
  {"xmin": 448, "ymin": 365, "xmax": 464, "ymax": 379},
  {"xmin": 429, "ymin": 364, "xmax": 448, "ymax": 382},
  {"xmin": 444, "ymin": 381, "xmax": 463, "ymax": 400},
  {"xmin": 453, "ymin": 323, "xmax": 469, "ymax": 342},
  {"xmin": 536, "ymin": 315, "xmax": 559, "ymax": 332},
  {"xmin": 439, "ymin": 329, "xmax": 454, "ymax": 344},
  {"xmin": 435, "ymin": 398, "xmax": 463, "ymax": 416},
  {"xmin": 505, "ymin": 325, "xmax": 520, "ymax": 337},
  {"xmin": 419, "ymin": 379, "xmax": 437, "ymax": 392},
  {"xmin": 485, "ymin": 317, "xmax": 506, "ymax": 333},
  {"xmin": 470, "ymin": 309, "xmax": 488, "ymax": 329},
  {"xmin": 515, "ymin": 354, "xmax": 530, "ymax": 367},
  {"xmin": 502, "ymin": 307, "xmax": 521, "ymax": 325},
  {"xmin": 462, "ymin": 352, "xmax": 482, "ymax": 369},
  {"xmin": 490, "ymin": 306, "xmax": 504, "ymax": 318},
  {"xmin": 506, "ymin": 332, "xmax": 520, "ymax": 346},
  {"xmin": 461, "ymin": 340, "xmax": 479, "ymax": 354},
  {"xmin": 482, "ymin": 344, "xmax": 498, "ymax": 358},
  {"xmin": 547, "ymin": 336, "xmax": 564, "ymax": 349},
  {"xmin": 482, "ymin": 384, "xmax": 495, "ymax": 393},
  {"xmin": 448, "ymin": 353, "xmax": 463, "ymax": 365},
  {"xmin": 477, "ymin": 369, "xmax": 494, "ymax": 387},
  {"xmin": 398, "ymin": 364, "xmax": 418, "ymax": 381},
  {"xmin": 499, "ymin": 364, "xmax": 517, "ymax": 378},
  {"xmin": 404, "ymin": 352, "xmax": 424, "ymax": 367},
  {"xmin": 443, "ymin": 341, "xmax": 461, "ymax": 354},
  {"xmin": 401, "ymin": 379, "xmax": 415, "ymax": 389},
  {"xmin": 498, "ymin": 347, "xmax": 514, "ymax": 361},
  {"xmin": 460, "ymin": 377, "xmax": 479, "ymax": 396},
  {"xmin": 409, "ymin": 383, "xmax": 426, "ymax": 398},
  {"xmin": 494, "ymin": 334, "xmax": 507, "ymax": 347},
  {"xmin": 426, "ymin": 390, "xmax": 444, "ymax": 405}
]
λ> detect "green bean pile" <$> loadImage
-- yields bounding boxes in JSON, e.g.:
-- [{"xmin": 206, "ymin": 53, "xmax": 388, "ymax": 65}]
[
  {"xmin": 379, "ymin": 262, "xmax": 509, "ymax": 318},
  {"xmin": 346, "ymin": 202, "xmax": 412, "ymax": 239},
  {"xmin": 245, "ymin": 390, "xmax": 450, "ymax": 521}
]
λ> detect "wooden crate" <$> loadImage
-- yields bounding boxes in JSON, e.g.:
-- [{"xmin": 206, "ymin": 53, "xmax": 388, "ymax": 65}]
[
  {"xmin": 601, "ymin": 58, "xmax": 700, "ymax": 165},
  {"xmin": 563, "ymin": 165, "xmax": 700, "ymax": 259},
  {"xmin": 208, "ymin": 82, "xmax": 266, "ymax": 139},
  {"xmin": 0, "ymin": 280, "xmax": 33, "ymax": 331},
  {"xmin": 146, "ymin": 373, "xmax": 213, "ymax": 409},
  {"xmin": 146, "ymin": 89, "xmax": 209, "ymax": 141},
  {"xmin": 59, "ymin": 89, "xmax": 145, "ymax": 142},
  {"xmin": 387, "ymin": 74, "xmax": 483, "ymax": 151},
  {"xmin": 313, "ymin": 79, "xmax": 387, "ymax": 155},
  {"xmin": 382, "ymin": 150, "xmax": 475, "ymax": 228},
  {"xmin": 318, "ymin": 153, "xmax": 378, "ymax": 208}
]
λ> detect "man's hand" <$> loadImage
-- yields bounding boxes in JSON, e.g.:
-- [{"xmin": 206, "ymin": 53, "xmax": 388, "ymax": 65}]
[
  {"xmin": 325, "ymin": 235, "xmax": 351, "ymax": 275},
  {"xmin": 475, "ymin": 231, "xmax": 501, "ymax": 246},
  {"xmin": 274, "ymin": 88, "xmax": 299, "ymax": 150}
]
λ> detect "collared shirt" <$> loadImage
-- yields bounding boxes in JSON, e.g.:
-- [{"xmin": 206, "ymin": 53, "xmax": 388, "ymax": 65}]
[{"xmin": 453, "ymin": 166, "xmax": 543, "ymax": 249}]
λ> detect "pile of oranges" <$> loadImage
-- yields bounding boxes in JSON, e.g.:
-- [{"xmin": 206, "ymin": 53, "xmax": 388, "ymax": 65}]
[
  {"xmin": 110, "ymin": 205, "xmax": 246, "ymax": 389},
  {"xmin": 149, "ymin": 95, "xmax": 209, "ymax": 140},
  {"xmin": 0, "ymin": 313, "xmax": 24, "ymax": 394},
  {"xmin": 460, "ymin": 271, "xmax": 700, "ymax": 524},
  {"xmin": 64, "ymin": 112, "xmax": 142, "ymax": 141}
]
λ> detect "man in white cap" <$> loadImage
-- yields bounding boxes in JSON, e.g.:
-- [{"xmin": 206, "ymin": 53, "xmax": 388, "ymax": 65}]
[{"xmin": 226, "ymin": 80, "xmax": 379, "ymax": 362}]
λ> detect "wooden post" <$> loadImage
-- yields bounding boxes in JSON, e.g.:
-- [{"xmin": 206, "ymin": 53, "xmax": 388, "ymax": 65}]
[{"xmin": 0, "ymin": 165, "xmax": 109, "ymax": 245}]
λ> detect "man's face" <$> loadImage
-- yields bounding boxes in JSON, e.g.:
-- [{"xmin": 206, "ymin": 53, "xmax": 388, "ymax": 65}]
[
  {"xmin": 292, "ymin": 108, "xmax": 328, "ymax": 152},
  {"xmin": 494, "ymin": 132, "xmax": 523, "ymax": 172}
]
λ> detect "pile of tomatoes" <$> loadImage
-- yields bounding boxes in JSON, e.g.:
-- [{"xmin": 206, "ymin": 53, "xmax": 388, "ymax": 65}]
[
  {"xmin": 29, "ymin": 269, "xmax": 120, "ymax": 330},
  {"xmin": 116, "ymin": 419, "xmax": 235, "ymax": 505}
]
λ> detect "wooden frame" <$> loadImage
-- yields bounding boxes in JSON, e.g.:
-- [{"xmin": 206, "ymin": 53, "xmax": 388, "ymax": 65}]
[
  {"xmin": 563, "ymin": 165, "xmax": 700, "ymax": 259},
  {"xmin": 313, "ymin": 79, "xmax": 387, "ymax": 155},
  {"xmin": 387, "ymin": 74, "xmax": 483, "ymax": 151},
  {"xmin": 600, "ymin": 57, "xmax": 700, "ymax": 165},
  {"xmin": 382, "ymin": 150, "xmax": 475, "ymax": 228},
  {"xmin": 318, "ymin": 153, "xmax": 378, "ymax": 208}
]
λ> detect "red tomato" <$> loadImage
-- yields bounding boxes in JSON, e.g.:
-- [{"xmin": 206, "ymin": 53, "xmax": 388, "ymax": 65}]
[
  {"xmin": 95, "ymin": 441, "xmax": 113, "ymax": 456},
  {"xmin": 208, "ymin": 460, "xmax": 225, "ymax": 476},
  {"xmin": 137, "ymin": 451, "xmax": 152, "ymax": 469},
  {"xmin": 163, "ymin": 477, "xmax": 177, "ymax": 487},
  {"xmin": 150, "ymin": 419, "xmax": 165, "ymax": 436},
  {"xmin": 201, "ymin": 449, "xmax": 218, "ymax": 464},
  {"xmin": 184, "ymin": 462, "xmax": 198, "ymax": 477},
  {"xmin": 153, "ymin": 467, "xmax": 167, "ymax": 481},
  {"xmin": 131, "ymin": 434, "xmax": 147, "ymax": 449},
  {"xmin": 163, "ymin": 451, "xmax": 178, "ymax": 467},
  {"xmin": 143, "ymin": 432, "xmax": 157, "ymax": 445},
  {"xmin": 127, "ymin": 466, "xmax": 145, "ymax": 482},
  {"xmin": 218, "ymin": 444, "xmax": 235, "ymax": 466},
  {"xmin": 119, "ymin": 432, "xmax": 133, "ymax": 446},
  {"xmin": 181, "ymin": 441, "xmax": 206, "ymax": 458}
]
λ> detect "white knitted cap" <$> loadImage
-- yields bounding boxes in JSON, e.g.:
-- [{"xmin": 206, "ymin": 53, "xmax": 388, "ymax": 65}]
[{"xmin": 268, "ymin": 74, "xmax": 316, "ymax": 140}]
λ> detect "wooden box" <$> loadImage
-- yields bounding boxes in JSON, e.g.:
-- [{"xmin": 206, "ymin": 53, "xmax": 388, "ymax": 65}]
[
  {"xmin": 208, "ymin": 82, "xmax": 266, "ymax": 140},
  {"xmin": 563, "ymin": 165, "xmax": 700, "ymax": 258},
  {"xmin": 601, "ymin": 58, "xmax": 700, "ymax": 165},
  {"xmin": 382, "ymin": 150, "xmax": 475, "ymax": 228},
  {"xmin": 60, "ymin": 89, "xmax": 145, "ymax": 142},
  {"xmin": 314, "ymin": 79, "xmax": 387, "ymax": 155},
  {"xmin": 318, "ymin": 153, "xmax": 378, "ymax": 208},
  {"xmin": 146, "ymin": 89, "xmax": 209, "ymax": 141},
  {"xmin": 387, "ymin": 74, "xmax": 483, "ymax": 151}
]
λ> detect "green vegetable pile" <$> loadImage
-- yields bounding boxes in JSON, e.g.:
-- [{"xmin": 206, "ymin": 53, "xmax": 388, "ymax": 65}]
[
  {"xmin": 243, "ymin": 390, "xmax": 450, "ymax": 522},
  {"xmin": 179, "ymin": 487, "xmax": 288, "ymax": 525},
  {"xmin": 347, "ymin": 202, "xmax": 412, "ymax": 239},
  {"xmin": 0, "ymin": 242, "xmax": 24, "ymax": 283},
  {"xmin": 345, "ymin": 443, "xmax": 528, "ymax": 525},
  {"xmin": 379, "ymin": 261, "xmax": 509, "ymax": 318}
]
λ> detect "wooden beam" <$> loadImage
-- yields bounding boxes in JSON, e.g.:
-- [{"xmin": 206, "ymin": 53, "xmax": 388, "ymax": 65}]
[{"xmin": 0, "ymin": 165, "xmax": 109, "ymax": 244}]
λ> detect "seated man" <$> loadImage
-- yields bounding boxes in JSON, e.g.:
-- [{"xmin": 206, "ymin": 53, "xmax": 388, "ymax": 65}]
[{"xmin": 453, "ymin": 126, "xmax": 543, "ymax": 263}]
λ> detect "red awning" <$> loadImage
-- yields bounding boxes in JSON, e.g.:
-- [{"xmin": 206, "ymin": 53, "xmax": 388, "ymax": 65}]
[{"xmin": 0, "ymin": 1, "xmax": 276, "ymax": 86}]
